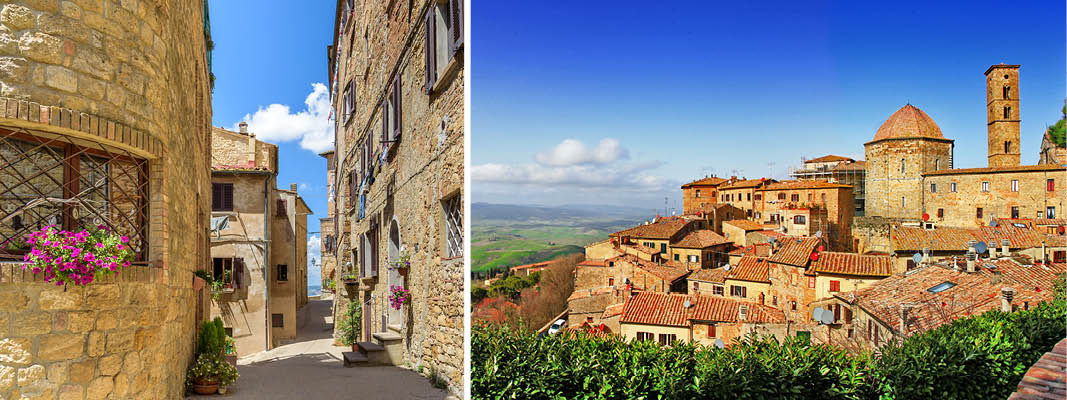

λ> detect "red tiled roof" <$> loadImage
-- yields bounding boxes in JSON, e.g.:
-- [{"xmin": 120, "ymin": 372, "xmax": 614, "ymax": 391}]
[
  {"xmin": 622, "ymin": 244, "xmax": 660, "ymax": 255},
  {"xmin": 729, "ymin": 243, "xmax": 772, "ymax": 257},
  {"xmin": 805, "ymin": 155, "xmax": 854, "ymax": 163},
  {"xmin": 578, "ymin": 259, "xmax": 607, "ymax": 267},
  {"xmin": 756, "ymin": 180, "xmax": 852, "ymax": 191},
  {"xmin": 620, "ymin": 292, "xmax": 784, "ymax": 327},
  {"xmin": 892, "ymin": 225, "xmax": 1043, "ymax": 252},
  {"xmin": 727, "ymin": 256, "xmax": 771, "ymax": 283},
  {"xmin": 633, "ymin": 257, "xmax": 690, "ymax": 283},
  {"xmin": 833, "ymin": 161, "xmax": 866, "ymax": 171},
  {"xmin": 614, "ymin": 216, "xmax": 692, "ymax": 240},
  {"xmin": 567, "ymin": 286, "xmax": 615, "ymax": 302},
  {"xmin": 719, "ymin": 179, "xmax": 774, "ymax": 190},
  {"xmin": 811, "ymin": 252, "xmax": 893, "ymax": 277},
  {"xmin": 871, "ymin": 104, "xmax": 945, "ymax": 142},
  {"xmin": 672, "ymin": 230, "xmax": 729, "ymax": 248},
  {"xmin": 603, "ymin": 303, "xmax": 626, "ymax": 318},
  {"xmin": 924, "ymin": 163, "xmax": 1064, "ymax": 176},
  {"xmin": 724, "ymin": 219, "xmax": 764, "ymax": 231},
  {"xmin": 564, "ymin": 322, "xmax": 615, "ymax": 338},
  {"xmin": 753, "ymin": 230, "xmax": 788, "ymax": 240},
  {"xmin": 768, "ymin": 237, "xmax": 822, "ymax": 267},
  {"xmin": 510, "ymin": 261, "xmax": 552, "ymax": 272},
  {"xmin": 1007, "ymin": 338, "xmax": 1067, "ymax": 399},
  {"xmin": 682, "ymin": 176, "xmax": 731, "ymax": 188},
  {"xmin": 688, "ymin": 268, "xmax": 728, "ymax": 283},
  {"xmin": 1034, "ymin": 218, "xmax": 1067, "ymax": 226},
  {"xmin": 844, "ymin": 260, "xmax": 1065, "ymax": 337}
]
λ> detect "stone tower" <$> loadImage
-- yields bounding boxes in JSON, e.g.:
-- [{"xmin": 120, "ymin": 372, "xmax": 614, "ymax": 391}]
[
  {"xmin": 985, "ymin": 64, "xmax": 1021, "ymax": 167},
  {"xmin": 864, "ymin": 105, "xmax": 954, "ymax": 220}
]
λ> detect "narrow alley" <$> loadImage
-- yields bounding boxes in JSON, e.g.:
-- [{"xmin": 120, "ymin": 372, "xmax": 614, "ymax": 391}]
[{"xmin": 187, "ymin": 298, "xmax": 449, "ymax": 399}]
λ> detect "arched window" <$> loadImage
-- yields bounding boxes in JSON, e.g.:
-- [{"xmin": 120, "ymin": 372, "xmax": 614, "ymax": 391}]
[
  {"xmin": 1004, "ymin": 141, "xmax": 1010, "ymax": 153},
  {"xmin": 1003, "ymin": 86, "xmax": 1010, "ymax": 99},
  {"xmin": 935, "ymin": 159, "xmax": 941, "ymax": 171},
  {"xmin": 1003, "ymin": 106, "xmax": 1011, "ymax": 119}
]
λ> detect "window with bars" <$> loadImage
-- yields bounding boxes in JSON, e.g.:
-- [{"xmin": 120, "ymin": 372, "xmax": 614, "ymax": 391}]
[
  {"xmin": 0, "ymin": 128, "xmax": 149, "ymax": 261},
  {"xmin": 444, "ymin": 193, "xmax": 463, "ymax": 258},
  {"xmin": 212, "ymin": 183, "xmax": 233, "ymax": 211}
]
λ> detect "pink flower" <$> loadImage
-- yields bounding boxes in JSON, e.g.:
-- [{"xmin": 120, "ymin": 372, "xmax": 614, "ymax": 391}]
[{"xmin": 120, "ymin": 236, "xmax": 129, "ymax": 243}]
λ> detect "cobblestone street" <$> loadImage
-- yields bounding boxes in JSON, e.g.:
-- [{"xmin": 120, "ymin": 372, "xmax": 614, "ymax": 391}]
[{"xmin": 187, "ymin": 298, "xmax": 449, "ymax": 399}]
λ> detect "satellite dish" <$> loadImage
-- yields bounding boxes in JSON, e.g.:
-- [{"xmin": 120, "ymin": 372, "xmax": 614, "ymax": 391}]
[
  {"xmin": 989, "ymin": 219, "xmax": 998, "ymax": 227},
  {"xmin": 768, "ymin": 237, "xmax": 778, "ymax": 244},
  {"xmin": 714, "ymin": 338, "xmax": 725, "ymax": 349},
  {"xmin": 974, "ymin": 241, "xmax": 988, "ymax": 254},
  {"xmin": 820, "ymin": 310, "xmax": 835, "ymax": 324},
  {"xmin": 922, "ymin": 213, "xmax": 930, "ymax": 222},
  {"xmin": 812, "ymin": 307, "xmax": 825, "ymax": 322},
  {"xmin": 724, "ymin": 264, "xmax": 732, "ymax": 271},
  {"xmin": 912, "ymin": 253, "xmax": 922, "ymax": 265},
  {"xmin": 683, "ymin": 299, "xmax": 691, "ymax": 308},
  {"xmin": 815, "ymin": 230, "xmax": 823, "ymax": 238}
]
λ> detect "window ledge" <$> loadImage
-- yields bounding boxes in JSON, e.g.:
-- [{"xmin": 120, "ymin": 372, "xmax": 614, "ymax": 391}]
[{"xmin": 431, "ymin": 54, "xmax": 462, "ymax": 94}]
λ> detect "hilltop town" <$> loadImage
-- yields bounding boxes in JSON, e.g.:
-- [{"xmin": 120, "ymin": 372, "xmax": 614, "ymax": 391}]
[{"xmin": 492, "ymin": 64, "xmax": 1066, "ymax": 353}]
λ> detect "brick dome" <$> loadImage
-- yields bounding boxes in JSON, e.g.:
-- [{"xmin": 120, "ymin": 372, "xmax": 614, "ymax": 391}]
[{"xmin": 872, "ymin": 104, "xmax": 944, "ymax": 141}]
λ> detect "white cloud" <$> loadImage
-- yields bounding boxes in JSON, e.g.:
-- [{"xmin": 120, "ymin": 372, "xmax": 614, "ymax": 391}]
[
  {"xmin": 233, "ymin": 83, "xmax": 334, "ymax": 153},
  {"xmin": 299, "ymin": 183, "xmax": 309, "ymax": 191},
  {"xmin": 535, "ymin": 138, "xmax": 628, "ymax": 166}
]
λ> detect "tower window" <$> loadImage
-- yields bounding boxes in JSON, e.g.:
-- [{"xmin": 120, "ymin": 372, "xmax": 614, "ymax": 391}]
[
  {"xmin": 930, "ymin": 183, "xmax": 937, "ymax": 193},
  {"xmin": 935, "ymin": 159, "xmax": 941, "ymax": 170},
  {"xmin": 901, "ymin": 196, "xmax": 906, "ymax": 208},
  {"xmin": 976, "ymin": 207, "xmax": 983, "ymax": 219},
  {"xmin": 981, "ymin": 182, "xmax": 990, "ymax": 192},
  {"xmin": 900, "ymin": 159, "xmax": 906, "ymax": 174},
  {"xmin": 950, "ymin": 182, "xmax": 957, "ymax": 192},
  {"xmin": 1003, "ymin": 86, "xmax": 1010, "ymax": 99},
  {"xmin": 1011, "ymin": 180, "xmax": 1018, "ymax": 192},
  {"xmin": 1003, "ymin": 106, "xmax": 1011, "ymax": 119},
  {"xmin": 1004, "ymin": 141, "xmax": 1010, "ymax": 153},
  {"xmin": 1011, "ymin": 206, "xmax": 1020, "ymax": 219}
]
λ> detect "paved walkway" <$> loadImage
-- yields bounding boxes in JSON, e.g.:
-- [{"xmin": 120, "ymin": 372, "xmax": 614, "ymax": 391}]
[{"xmin": 187, "ymin": 297, "xmax": 449, "ymax": 399}]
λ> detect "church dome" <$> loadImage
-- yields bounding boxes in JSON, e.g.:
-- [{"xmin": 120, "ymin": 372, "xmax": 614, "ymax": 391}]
[{"xmin": 872, "ymin": 104, "xmax": 944, "ymax": 141}]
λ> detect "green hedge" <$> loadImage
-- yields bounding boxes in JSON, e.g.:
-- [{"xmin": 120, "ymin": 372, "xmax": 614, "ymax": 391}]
[{"xmin": 472, "ymin": 300, "xmax": 1065, "ymax": 399}]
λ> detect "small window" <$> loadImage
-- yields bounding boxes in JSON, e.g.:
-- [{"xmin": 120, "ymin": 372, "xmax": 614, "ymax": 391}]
[
  {"xmin": 271, "ymin": 314, "xmax": 284, "ymax": 328},
  {"xmin": 935, "ymin": 159, "xmax": 941, "ymax": 170},
  {"xmin": 926, "ymin": 281, "xmax": 956, "ymax": 293},
  {"xmin": 636, "ymin": 332, "xmax": 654, "ymax": 341},
  {"xmin": 692, "ymin": 281, "xmax": 699, "ymax": 292},
  {"xmin": 901, "ymin": 196, "xmax": 906, "ymax": 208},
  {"xmin": 688, "ymin": 255, "xmax": 698, "ymax": 263},
  {"xmin": 695, "ymin": 189, "xmax": 701, "ymax": 198},
  {"xmin": 937, "ymin": 208, "xmax": 944, "ymax": 219},
  {"xmin": 791, "ymin": 301, "xmax": 797, "ymax": 311},
  {"xmin": 1048, "ymin": 179, "xmax": 1055, "ymax": 192},
  {"xmin": 829, "ymin": 280, "xmax": 840, "ymax": 292},
  {"xmin": 213, "ymin": 258, "xmax": 235, "ymax": 288},
  {"xmin": 1011, "ymin": 180, "xmax": 1018, "ymax": 192},
  {"xmin": 276, "ymin": 198, "xmax": 287, "ymax": 216},
  {"xmin": 807, "ymin": 193, "xmax": 813, "ymax": 202},
  {"xmin": 674, "ymin": 254, "xmax": 679, "ymax": 261},
  {"xmin": 657, "ymin": 333, "xmax": 676, "ymax": 346},
  {"xmin": 950, "ymin": 182, "xmax": 957, "ymax": 192},
  {"xmin": 1047, "ymin": 207, "xmax": 1056, "ymax": 219},
  {"xmin": 754, "ymin": 194, "xmax": 762, "ymax": 201},
  {"xmin": 1003, "ymin": 107, "xmax": 1011, "ymax": 120},
  {"xmin": 930, "ymin": 183, "xmax": 936, "ymax": 193},
  {"xmin": 608, "ymin": 277, "xmax": 614, "ymax": 286},
  {"xmin": 772, "ymin": 296, "xmax": 777, "ymax": 306},
  {"xmin": 1003, "ymin": 86, "xmax": 1010, "ymax": 99},
  {"xmin": 443, "ymin": 193, "xmax": 463, "ymax": 258},
  {"xmin": 747, "ymin": 193, "xmax": 751, "ymax": 201},
  {"xmin": 424, "ymin": 0, "xmax": 463, "ymax": 92},
  {"xmin": 277, "ymin": 264, "xmax": 288, "ymax": 282},
  {"xmin": 977, "ymin": 207, "xmax": 983, "ymax": 219},
  {"xmin": 790, "ymin": 194, "xmax": 799, "ymax": 202},
  {"xmin": 981, "ymin": 182, "xmax": 990, "ymax": 192},
  {"xmin": 778, "ymin": 193, "xmax": 786, "ymax": 201},
  {"xmin": 730, "ymin": 285, "xmax": 746, "ymax": 298},
  {"xmin": 900, "ymin": 158, "xmax": 906, "ymax": 174},
  {"xmin": 707, "ymin": 324, "xmax": 716, "ymax": 337},
  {"xmin": 1011, "ymin": 206, "xmax": 1020, "ymax": 219},
  {"xmin": 212, "ymin": 183, "xmax": 234, "ymax": 211},
  {"xmin": 793, "ymin": 215, "xmax": 806, "ymax": 225},
  {"xmin": 712, "ymin": 285, "xmax": 724, "ymax": 296}
]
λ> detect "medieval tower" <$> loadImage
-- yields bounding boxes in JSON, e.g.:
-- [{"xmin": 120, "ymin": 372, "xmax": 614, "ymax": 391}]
[
  {"xmin": 864, "ymin": 105, "xmax": 954, "ymax": 220},
  {"xmin": 985, "ymin": 64, "xmax": 1021, "ymax": 167}
]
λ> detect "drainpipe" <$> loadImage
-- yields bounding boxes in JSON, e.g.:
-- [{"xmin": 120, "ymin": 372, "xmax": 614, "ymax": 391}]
[{"xmin": 263, "ymin": 177, "xmax": 271, "ymax": 351}]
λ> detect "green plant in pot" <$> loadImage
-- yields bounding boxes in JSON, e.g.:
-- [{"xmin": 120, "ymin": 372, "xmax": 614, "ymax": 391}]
[
  {"xmin": 187, "ymin": 317, "xmax": 239, "ymax": 394},
  {"xmin": 339, "ymin": 301, "xmax": 362, "ymax": 352}
]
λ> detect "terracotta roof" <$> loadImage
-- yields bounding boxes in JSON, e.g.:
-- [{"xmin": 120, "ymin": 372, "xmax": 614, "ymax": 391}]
[
  {"xmin": 688, "ymin": 268, "xmax": 728, "ymax": 283},
  {"xmin": 622, "ymin": 244, "xmax": 660, "ymax": 256},
  {"xmin": 723, "ymin": 219, "xmax": 764, "ymax": 231},
  {"xmin": 569, "ymin": 291, "xmax": 620, "ymax": 314},
  {"xmin": 564, "ymin": 322, "xmax": 614, "ymax": 339},
  {"xmin": 727, "ymin": 256, "xmax": 771, "ymax": 283},
  {"xmin": 1007, "ymin": 338, "xmax": 1067, "ymax": 400},
  {"xmin": 844, "ymin": 260, "xmax": 1065, "ymax": 337},
  {"xmin": 613, "ymin": 216, "xmax": 691, "ymax": 240},
  {"xmin": 811, "ymin": 252, "xmax": 893, "ymax": 277},
  {"xmin": 805, "ymin": 155, "xmax": 854, "ymax": 163},
  {"xmin": 753, "ymin": 230, "xmax": 788, "ymax": 240},
  {"xmin": 871, "ymin": 104, "xmax": 945, "ymax": 142},
  {"xmin": 1034, "ymin": 219, "xmax": 1067, "ymax": 226},
  {"xmin": 672, "ymin": 230, "xmax": 729, "ymax": 249},
  {"xmin": 510, "ymin": 261, "xmax": 552, "ymax": 272},
  {"xmin": 892, "ymin": 225, "xmax": 1043, "ymax": 252},
  {"xmin": 768, "ymin": 237, "xmax": 822, "ymax": 267},
  {"xmin": 729, "ymin": 243, "xmax": 772, "ymax": 257},
  {"xmin": 603, "ymin": 303, "xmax": 626, "ymax": 318},
  {"xmin": 682, "ymin": 176, "xmax": 730, "ymax": 188},
  {"xmin": 756, "ymin": 180, "xmax": 852, "ymax": 191},
  {"xmin": 620, "ymin": 292, "xmax": 784, "ymax": 327},
  {"xmin": 719, "ymin": 179, "xmax": 773, "ymax": 190},
  {"xmin": 471, "ymin": 297, "xmax": 520, "ymax": 324},
  {"xmin": 578, "ymin": 259, "xmax": 606, "ymax": 267},
  {"xmin": 633, "ymin": 257, "xmax": 690, "ymax": 283},
  {"xmin": 924, "ymin": 164, "xmax": 1064, "ymax": 176},
  {"xmin": 567, "ymin": 286, "xmax": 615, "ymax": 302}
]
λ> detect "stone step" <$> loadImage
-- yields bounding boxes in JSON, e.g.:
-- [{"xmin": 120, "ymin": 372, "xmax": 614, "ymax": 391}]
[
  {"xmin": 342, "ymin": 351, "xmax": 368, "ymax": 367},
  {"xmin": 356, "ymin": 341, "xmax": 385, "ymax": 355},
  {"xmin": 387, "ymin": 323, "xmax": 403, "ymax": 334},
  {"xmin": 372, "ymin": 331, "xmax": 402, "ymax": 342}
]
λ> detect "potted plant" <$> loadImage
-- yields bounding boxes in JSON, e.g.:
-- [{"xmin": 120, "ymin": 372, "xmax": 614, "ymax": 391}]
[
  {"xmin": 223, "ymin": 335, "xmax": 237, "ymax": 367},
  {"xmin": 193, "ymin": 270, "xmax": 212, "ymax": 292},
  {"xmin": 341, "ymin": 272, "xmax": 359, "ymax": 285},
  {"xmin": 338, "ymin": 301, "xmax": 362, "ymax": 352},
  {"xmin": 21, "ymin": 225, "xmax": 134, "ymax": 286},
  {"xmin": 187, "ymin": 317, "xmax": 238, "ymax": 394},
  {"xmin": 387, "ymin": 248, "xmax": 411, "ymax": 277},
  {"xmin": 388, "ymin": 285, "xmax": 410, "ymax": 310},
  {"xmin": 210, "ymin": 279, "xmax": 224, "ymax": 301},
  {"xmin": 222, "ymin": 269, "xmax": 233, "ymax": 289}
]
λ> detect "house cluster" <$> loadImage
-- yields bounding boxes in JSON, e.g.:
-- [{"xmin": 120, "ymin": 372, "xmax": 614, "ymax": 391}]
[{"xmin": 568, "ymin": 64, "xmax": 1066, "ymax": 351}]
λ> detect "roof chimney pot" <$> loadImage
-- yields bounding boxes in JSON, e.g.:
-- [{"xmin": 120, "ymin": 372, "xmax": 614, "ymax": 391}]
[
  {"xmin": 239, "ymin": 121, "xmax": 248, "ymax": 134},
  {"xmin": 290, "ymin": 183, "xmax": 298, "ymax": 192}
]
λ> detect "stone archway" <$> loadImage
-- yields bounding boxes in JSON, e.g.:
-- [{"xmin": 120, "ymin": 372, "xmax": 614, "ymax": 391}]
[{"xmin": 387, "ymin": 217, "xmax": 403, "ymax": 327}]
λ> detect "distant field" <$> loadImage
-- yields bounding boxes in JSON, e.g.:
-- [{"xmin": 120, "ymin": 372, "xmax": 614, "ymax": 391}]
[{"xmin": 471, "ymin": 219, "xmax": 640, "ymax": 276}]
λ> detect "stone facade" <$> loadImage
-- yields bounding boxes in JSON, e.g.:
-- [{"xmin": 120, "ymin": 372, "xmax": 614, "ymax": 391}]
[
  {"xmin": 0, "ymin": 0, "xmax": 213, "ymax": 398},
  {"xmin": 319, "ymin": 150, "xmax": 336, "ymax": 289},
  {"xmin": 681, "ymin": 176, "xmax": 734, "ymax": 215},
  {"xmin": 757, "ymin": 181, "xmax": 854, "ymax": 250},
  {"xmin": 985, "ymin": 64, "xmax": 1021, "ymax": 168},
  {"xmin": 209, "ymin": 127, "xmax": 311, "ymax": 356},
  {"xmin": 923, "ymin": 165, "xmax": 1065, "ymax": 226},
  {"xmin": 329, "ymin": 0, "xmax": 464, "ymax": 394},
  {"xmin": 864, "ymin": 137, "xmax": 953, "ymax": 221}
]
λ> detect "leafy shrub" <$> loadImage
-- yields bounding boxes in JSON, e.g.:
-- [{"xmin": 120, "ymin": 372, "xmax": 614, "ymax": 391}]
[
  {"xmin": 339, "ymin": 301, "xmax": 362, "ymax": 346},
  {"xmin": 197, "ymin": 317, "xmax": 227, "ymax": 356},
  {"xmin": 472, "ymin": 299, "xmax": 1065, "ymax": 400}
]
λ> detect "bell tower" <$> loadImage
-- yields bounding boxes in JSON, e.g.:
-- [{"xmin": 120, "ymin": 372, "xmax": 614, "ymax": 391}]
[{"xmin": 985, "ymin": 64, "xmax": 1021, "ymax": 167}]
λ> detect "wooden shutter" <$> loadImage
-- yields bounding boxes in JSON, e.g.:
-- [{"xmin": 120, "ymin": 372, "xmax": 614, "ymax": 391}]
[
  {"xmin": 449, "ymin": 0, "xmax": 463, "ymax": 56},
  {"xmin": 708, "ymin": 324, "xmax": 715, "ymax": 337},
  {"xmin": 392, "ymin": 77, "xmax": 402, "ymax": 140},
  {"xmin": 234, "ymin": 258, "xmax": 245, "ymax": 289},
  {"xmin": 741, "ymin": 286, "xmax": 747, "ymax": 298},
  {"xmin": 222, "ymin": 184, "xmax": 233, "ymax": 211},
  {"xmin": 276, "ymin": 199, "xmax": 286, "ymax": 216},
  {"xmin": 381, "ymin": 98, "xmax": 388, "ymax": 143},
  {"xmin": 423, "ymin": 5, "xmax": 436, "ymax": 93},
  {"xmin": 833, "ymin": 304, "xmax": 840, "ymax": 322}
]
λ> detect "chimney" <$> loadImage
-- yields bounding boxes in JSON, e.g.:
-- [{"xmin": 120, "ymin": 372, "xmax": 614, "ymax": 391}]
[
  {"xmin": 966, "ymin": 250, "xmax": 976, "ymax": 273},
  {"xmin": 238, "ymin": 121, "xmax": 248, "ymax": 134},
  {"xmin": 1000, "ymin": 239, "xmax": 1010, "ymax": 257},
  {"xmin": 1000, "ymin": 287, "xmax": 1015, "ymax": 312},
  {"xmin": 246, "ymin": 132, "xmax": 256, "ymax": 168},
  {"xmin": 988, "ymin": 244, "xmax": 997, "ymax": 259},
  {"xmin": 991, "ymin": 271, "xmax": 1002, "ymax": 285},
  {"xmin": 290, "ymin": 183, "xmax": 298, "ymax": 193},
  {"xmin": 738, "ymin": 305, "xmax": 748, "ymax": 321},
  {"xmin": 899, "ymin": 305, "xmax": 912, "ymax": 334}
]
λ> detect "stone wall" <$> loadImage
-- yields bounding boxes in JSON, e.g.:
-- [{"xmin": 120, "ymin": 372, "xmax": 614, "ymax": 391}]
[
  {"xmin": 0, "ymin": 0, "xmax": 213, "ymax": 398},
  {"xmin": 923, "ymin": 167, "xmax": 1065, "ymax": 226},
  {"xmin": 331, "ymin": 0, "xmax": 464, "ymax": 394},
  {"xmin": 864, "ymin": 138, "xmax": 953, "ymax": 220}
]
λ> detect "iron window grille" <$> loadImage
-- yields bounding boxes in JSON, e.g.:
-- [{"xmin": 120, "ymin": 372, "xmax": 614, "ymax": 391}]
[
  {"xmin": 444, "ymin": 193, "xmax": 463, "ymax": 258},
  {"xmin": 0, "ymin": 127, "xmax": 149, "ymax": 262}
]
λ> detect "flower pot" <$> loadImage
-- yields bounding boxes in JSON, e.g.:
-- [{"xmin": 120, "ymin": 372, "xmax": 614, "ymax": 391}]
[
  {"xmin": 193, "ymin": 276, "xmax": 206, "ymax": 292},
  {"xmin": 351, "ymin": 343, "xmax": 359, "ymax": 352},
  {"xmin": 192, "ymin": 378, "xmax": 219, "ymax": 395},
  {"xmin": 398, "ymin": 268, "xmax": 408, "ymax": 277}
]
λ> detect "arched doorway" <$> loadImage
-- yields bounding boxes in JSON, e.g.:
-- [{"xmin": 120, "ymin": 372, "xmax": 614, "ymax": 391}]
[{"xmin": 387, "ymin": 218, "xmax": 403, "ymax": 327}]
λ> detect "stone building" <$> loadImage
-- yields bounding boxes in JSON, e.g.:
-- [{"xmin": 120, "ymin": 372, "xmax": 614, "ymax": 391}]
[
  {"xmin": 756, "ymin": 180, "xmax": 854, "ymax": 249},
  {"xmin": 717, "ymin": 178, "xmax": 775, "ymax": 219},
  {"xmin": 319, "ymin": 150, "xmax": 337, "ymax": 289},
  {"xmin": 681, "ymin": 176, "xmax": 736, "ymax": 215},
  {"xmin": 0, "ymin": 0, "xmax": 213, "ymax": 398},
  {"xmin": 327, "ymin": 0, "xmax": 464, "ymax": 393},
  {"xmin": 208, "ymin": 126, "xmax": 311, "ymax": 356},
  {"xmin": 1038, "ymin": 128, "xmax": 1066, "ymax": 165},
  {"xmin": 790, "ymin": 155, "xmax": 866, "ymax": 217},
  {"xmin": 618, "ymin": 292, "xmax": 784, "ymax": 347}
]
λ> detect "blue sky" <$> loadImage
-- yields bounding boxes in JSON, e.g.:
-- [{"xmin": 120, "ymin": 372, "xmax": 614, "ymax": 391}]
[
  {"xmin": 472, "ymin": 0, "xmax": 1067, "ymax": 212},
  {"xmin": 209, "ymin": 0, "xmax": 337, "ymax": 289}
]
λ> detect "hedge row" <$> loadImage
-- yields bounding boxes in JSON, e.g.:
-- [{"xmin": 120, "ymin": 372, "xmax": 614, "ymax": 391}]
[{"xmin": 472, "ymin": 300, "xmax": 1065, "ymax": 399}]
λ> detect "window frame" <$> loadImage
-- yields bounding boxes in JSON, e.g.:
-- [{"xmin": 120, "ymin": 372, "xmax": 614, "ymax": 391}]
[
  {"xmin": 212, "ymin": 182, "xmax": 234, "ymax": 212},
  {"xmin": 1010, "ymin": 180, "xmax": 1018, "ymax": 192},
  {"xmin": 443, "ymin": 192, "xmax": 463, "ymax": 259},
  {"xmin": 981, "ymin": 181, "xmax": 990, "ymax": 192},
  {"xmin": 277, "ymin": 264, "xmax": 288, "ymax": 282}
]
